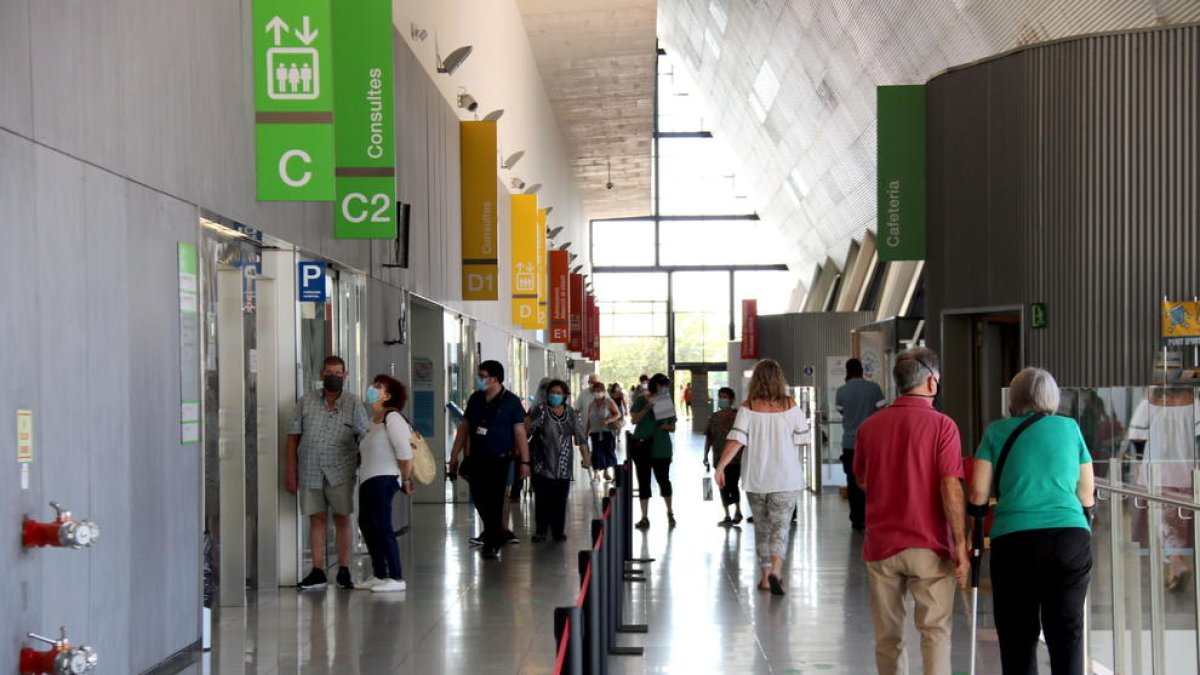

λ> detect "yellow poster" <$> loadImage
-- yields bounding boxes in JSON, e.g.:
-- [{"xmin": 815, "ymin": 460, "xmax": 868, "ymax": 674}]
[
  {"xmin": 535, "ymin": 208, "xmax": 548, "ymax": 330},
  {"xmin": 511, "ymin": 194, "xmax": 539, "ymax": 327},
  {"xmin": 1162, "ymin": 301, "xmax": 1200, "ymax": 346},
  {"xmin": 461, "ymin": 121, "xmax": 498, "ymax": 300}
]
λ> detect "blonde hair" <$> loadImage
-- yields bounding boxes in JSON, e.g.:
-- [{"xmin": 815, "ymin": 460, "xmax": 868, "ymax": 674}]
[{"xmin": 747, "ymin": 359, "xmax": 791, "ymax": 402}]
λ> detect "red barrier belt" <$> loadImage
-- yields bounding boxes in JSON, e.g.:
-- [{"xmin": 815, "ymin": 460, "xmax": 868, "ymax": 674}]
[{"xmin": 553, "ymin": 619, "xmax": 570, "ymax": 675}]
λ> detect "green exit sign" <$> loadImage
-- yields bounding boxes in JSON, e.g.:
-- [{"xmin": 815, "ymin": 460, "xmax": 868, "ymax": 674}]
[{"xmin": 1031, "ymin": 303, "xmax": 1048, "ymax": 329}]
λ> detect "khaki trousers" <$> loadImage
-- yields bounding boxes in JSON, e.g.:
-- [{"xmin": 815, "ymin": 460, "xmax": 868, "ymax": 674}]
[{"xmin": 865, "ymin": 548, "xmax": 956, "ymax": 675}]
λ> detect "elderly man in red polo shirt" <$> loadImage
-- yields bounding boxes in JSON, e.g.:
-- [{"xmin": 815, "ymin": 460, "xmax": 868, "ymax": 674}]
[{"xmin": 853, "ymin": 347, "xmax": 968, "ymax": 675}]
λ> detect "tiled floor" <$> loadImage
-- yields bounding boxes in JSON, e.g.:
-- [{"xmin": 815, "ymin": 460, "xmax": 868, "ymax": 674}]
[{"xmin": 181, "ymin": 430, "xmax": 1027, "ymax": 674}]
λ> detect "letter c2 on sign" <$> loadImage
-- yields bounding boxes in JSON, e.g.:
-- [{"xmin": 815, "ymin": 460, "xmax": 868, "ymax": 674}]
[
  {"xmin": 279, "ymin": 149, "xmax": 314, "ymax": 188},
  {"xmin": 340, "ymin": 192, "xmax": 392, "ymax": 224}
]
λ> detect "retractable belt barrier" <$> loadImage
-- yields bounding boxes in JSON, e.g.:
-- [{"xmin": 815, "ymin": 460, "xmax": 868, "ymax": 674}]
[{"xmin": 552, "ymin": 462, "xmax": 652, "ymax": 674}]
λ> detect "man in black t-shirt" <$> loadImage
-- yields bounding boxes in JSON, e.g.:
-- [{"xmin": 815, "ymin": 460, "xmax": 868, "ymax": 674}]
[{"xmin": 449, "ymin": 360, "xmax": 530, "ymax": 559}]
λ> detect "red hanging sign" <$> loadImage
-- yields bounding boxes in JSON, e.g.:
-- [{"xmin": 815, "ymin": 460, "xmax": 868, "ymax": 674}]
[
  {"xmin": 549, "ymin": 251, "xmax": 570, "ymax": 343},
  {"xmin": 740, "ymin": 299, "xmax": 759, "ymax": 359},
  {"xmin": 587, "ymin": 296, "xmax": 600, "ymax": 361},
  {"xmin": 568, "ymin": 274, "xmax": 585, "ymax": 353}
]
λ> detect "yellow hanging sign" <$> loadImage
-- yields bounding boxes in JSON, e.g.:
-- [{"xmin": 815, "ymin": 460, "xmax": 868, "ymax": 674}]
[
  {"xmin": 1162, "ymin": 301, "xmax": 1200, "ymax": 346},
  {"xmin": 461, "ymin": 121, "xmax": 498, "ymax": 300},
  {"xmin": 511, "ymin": 194, "xmax": 539, "ymax": 327},
  {"xmin": 535, "ymin": 208, "xmax": 548, "ymax": 330}
]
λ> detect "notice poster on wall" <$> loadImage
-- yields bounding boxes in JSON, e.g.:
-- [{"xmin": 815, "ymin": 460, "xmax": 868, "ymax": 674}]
[
  {"xmin": 460, "ymin": 121, "xmax": 499, "ymax": 300},
  {"xmin": 178, "ymin": 243, "xmax": 201, "ymax": 445}
]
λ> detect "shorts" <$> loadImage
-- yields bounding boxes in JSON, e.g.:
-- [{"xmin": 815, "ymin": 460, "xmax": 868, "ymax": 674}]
[{"xmin": 301, "ymin": 478, "xmax": 356, "ymax": 516}]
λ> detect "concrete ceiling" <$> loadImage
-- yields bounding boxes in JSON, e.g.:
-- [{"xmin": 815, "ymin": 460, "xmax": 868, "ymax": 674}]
[{"xmin": 517, "ymin": 0, "xmax": 656, "ymax": 221}]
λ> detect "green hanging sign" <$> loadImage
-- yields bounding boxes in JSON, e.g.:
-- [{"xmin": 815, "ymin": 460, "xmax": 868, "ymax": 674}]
[
  {"xmin": 332, "ymin": 0, "xmax": 396, "ymax": 239},
  {"xmin": 252, "ymin": 0, "xmax": 335, "ymax": 201},
  {"xmin": 877, "ymin": 85, "xmax": 926, "ymax": 261}
]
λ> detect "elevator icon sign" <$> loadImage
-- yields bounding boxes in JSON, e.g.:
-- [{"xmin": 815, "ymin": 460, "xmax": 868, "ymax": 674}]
[{"xmin": 264, "ymin": 16, "xmax": 321, "ymax": 100}]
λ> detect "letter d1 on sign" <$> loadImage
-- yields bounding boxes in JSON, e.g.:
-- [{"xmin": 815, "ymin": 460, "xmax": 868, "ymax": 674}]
[{"xmin": 298, "ymin": 261, "xmax": 328, "ymax": 302}]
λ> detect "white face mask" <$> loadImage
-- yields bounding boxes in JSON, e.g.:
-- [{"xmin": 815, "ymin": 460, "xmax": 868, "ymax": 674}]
[{"xmin": 593, "ymin": 392, "xmax": 605, "ymax": 401}]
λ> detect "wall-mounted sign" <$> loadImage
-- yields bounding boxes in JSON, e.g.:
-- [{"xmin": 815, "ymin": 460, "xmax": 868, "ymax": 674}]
[
  {"xmin": 740, "ymin": 299, "xmax": 759, "ymax": 359},
  {"xmin": 549, "ymin": 251, "xmax": 570, "ymax": 343},
  {"xmin": 178, "ymin": 243, "xmax": 201, "ymax": 445},
  {"xmin": 1162, "ymin": 301, "xmax": 1200, "ymax": 346},
  {"xmin": 461, "ymin": 121, "xmax": 498, "ymax": 300},
  {"xmin": 297, "ymin": 261, "xmax": 328, "ymax": 302},
  {"xmin": 1031, "ymin": 302, "xmax": 1048, "ymax": 330},
  {"xmin": 510, "ymin": 194, "xmax": 539, "ymax": 328},
  {"xmin": 535, "ymin": 209, "xmax": 548, "ymax": 330},
  {"xmin": 333, "ymin": 0, "xmax": 396, "ymax": 239},
  {"xmin": 877, "ymin": 85, "xmax": 926, "ymax": 262},
  {"xmin": 253, "ymin": 0, "xmax": 334, "ymax": 200},
  {"xmin": 568, "ymin": 273, "xmax": 585, "ymax": 353},
  {"xmin": 16, "ymin": 409, "xmax": 33, "ymax": 463}
]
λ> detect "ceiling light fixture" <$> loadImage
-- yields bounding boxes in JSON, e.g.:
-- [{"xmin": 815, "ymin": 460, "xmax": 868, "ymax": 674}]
[
  {"xmin": 605, "ymin": 158, "xmax": 614, "ymax": 190},
  {"xmin": 558, "ymin": 242, "xmax": 571, "ymax": 251},
  {"xmin": 571, "ymin": 265, "xmax": 584, "ymax": 274},
  {"xmin": 547, "ymin": 226, "xmax": 563, "ymax": 238},
  {"xmin": 524, "ymin": 183, "xmax": 542, "ymax": 195},
  {"xmin": 437, "ymin": 44, "xmax": 473, "ymax": 75},
  {"xmin": 483, "ymin": 109, "xmax": 505, "ymax": 122},
  {"xmin": 502, "ymin": 151, "xmax": 525, "ymax": 170},
  {"xmin": 544, "ymin": 206, "xmax": 554, "ymax": 215}
]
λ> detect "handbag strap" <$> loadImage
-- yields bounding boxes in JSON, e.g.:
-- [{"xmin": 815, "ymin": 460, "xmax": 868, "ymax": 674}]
[{"xmin": 992, "ymin": 413, "xmax": 1045, "ymax": 499}]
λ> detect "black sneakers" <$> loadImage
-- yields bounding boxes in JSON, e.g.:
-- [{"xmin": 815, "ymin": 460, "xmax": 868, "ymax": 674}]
[
  {"xmin": 336, "ymin": 566, "xmax": 354, "ymax": 590},
  {"xmin": 298, "ymin": 568, "xmax": 327, "ymax": 590},
  {"xmin": 503, "ymin": 531, "xmax": 520, "ymax": 546}
]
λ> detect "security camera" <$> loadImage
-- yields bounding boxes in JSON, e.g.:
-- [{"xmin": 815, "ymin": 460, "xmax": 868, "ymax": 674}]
[
  {"xmin": 606, "ymin": 181, "xmax": 614, "ymax": 190},
  {"xmin": 457, "ymin": 92, "xmax": 479, "ymax": 112}
]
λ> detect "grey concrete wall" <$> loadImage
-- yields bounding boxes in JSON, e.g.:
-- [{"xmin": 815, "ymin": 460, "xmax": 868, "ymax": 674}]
[{"xmin": 0, "ymin": 0, "xmax": 565, "ymax": 671}]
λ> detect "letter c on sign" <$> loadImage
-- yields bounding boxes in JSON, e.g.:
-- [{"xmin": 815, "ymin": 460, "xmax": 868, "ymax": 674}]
[
  {"xmin": 341, "ymin": 193, "xmax": 369, "ymax": 223},
  {"xmin": 279, "ymin": 149, "xmax": 313, "ymax": 188}
]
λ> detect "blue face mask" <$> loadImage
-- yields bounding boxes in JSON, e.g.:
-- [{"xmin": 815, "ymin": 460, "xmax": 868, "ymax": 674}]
[
  {"xmin": 365, "ymin": 386, "xmax": 381, "ymax": 405},
  {"xmin": 475, "ymin": 376, "xmax": 489, "ymax": 392},
  {"xmin": 717, "ymin": 398, "xmax": 732, "ymax": 410},
  {"xmin": 548, "ymin": 394, "xmax": 565, "ymax": 407}
]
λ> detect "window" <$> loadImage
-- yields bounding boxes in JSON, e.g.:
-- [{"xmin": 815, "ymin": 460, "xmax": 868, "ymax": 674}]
[
  {"xmin": 591, "ymin": 220, "xmax": 655, "ymax": 267},
  {"xmin": 734, "ymin": 270, "xmax": 800, "ymax": 335},
  {"xmin": 658, "ymin": 220, "xmax": 785, "ymax": 266}
]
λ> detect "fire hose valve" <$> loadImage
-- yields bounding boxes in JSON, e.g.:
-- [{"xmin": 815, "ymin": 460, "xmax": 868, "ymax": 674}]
[
  {"xmin": 22, "ymin": 502, "xmax": 100, "ymax": 549},
  {"xmin": 19, "ymin": 627, "xmax": 98, "ymax": 675}
]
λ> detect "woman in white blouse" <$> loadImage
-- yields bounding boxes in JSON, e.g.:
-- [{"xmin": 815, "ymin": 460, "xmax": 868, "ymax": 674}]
[
  {"xmin": 357, "ymin": 374, "xmax": 414, "ymax": 593},
  {"xmin": 715, "ymin": 359, "xmax": 810, "ymax": 595}
]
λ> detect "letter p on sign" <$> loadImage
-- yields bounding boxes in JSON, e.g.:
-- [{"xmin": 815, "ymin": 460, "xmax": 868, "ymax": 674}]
[{"xmin": 298, "ymin": 261, "xmax": 328, "ymax": 302}]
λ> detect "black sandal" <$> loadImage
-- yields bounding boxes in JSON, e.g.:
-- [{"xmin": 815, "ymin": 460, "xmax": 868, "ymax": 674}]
[{"xmin": 767, "ymin": 574, "xmax": 785, "ymax": 596}]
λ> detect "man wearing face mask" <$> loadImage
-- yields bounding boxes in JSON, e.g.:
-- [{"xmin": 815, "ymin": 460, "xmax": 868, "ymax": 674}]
[
  {"xmin": 449, "ymin": 360, "xmax": 531, "ymax": 560},
  {"xmin": 286, "ymin": 355, "xmax": 371, "ymax": 590}
]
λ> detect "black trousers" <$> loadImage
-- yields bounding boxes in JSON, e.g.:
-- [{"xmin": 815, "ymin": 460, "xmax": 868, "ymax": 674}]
[
  {"xmin": 991, "ymin": 527, "xmax": 1092, "ymax": 675},
  {"xmin": 468, "ymin": 454, "xmax": 513, "ymax": 550},
  {"xmin": 532, "ymin": 475, "xmax": 571, "ymax": 537},
  {"xmin": 633, "ymin": 447, "xmax": 673, "ymax": 500},
  {"xmin": 358, "ymin": 476, "xmax": 402, "ymax": 579},
  {"xmin": 841, "ymin": 449, "xmax": 865, "ymax": 528},
  {"xmin": 720, "ymin": 462, "xmax": 742, "ymax": 508}
]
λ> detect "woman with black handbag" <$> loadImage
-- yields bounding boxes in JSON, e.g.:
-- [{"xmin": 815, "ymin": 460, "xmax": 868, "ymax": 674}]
[{"xmin": 968, "ymin": 367, "xmax": 1095, "ymax": 674}]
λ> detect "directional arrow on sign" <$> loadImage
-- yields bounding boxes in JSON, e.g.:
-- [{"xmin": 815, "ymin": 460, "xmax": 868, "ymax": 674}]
[
  {"xmin": 265, "ymin": 16, "xmax": 289, "ymax": 45},
  {"xmin": 295, "ymin": 16, "xmax": 319, "ymax": 45}
]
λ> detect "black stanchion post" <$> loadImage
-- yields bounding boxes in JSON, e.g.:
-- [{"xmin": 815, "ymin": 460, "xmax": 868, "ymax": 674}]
[
  {"xmin": 622, "ymin": 462, "xmax": 655, "ymax": 566},
  {"xmin": 604, "ymin": 492, "xmax": 644, "ymax": 656},
  {"xmin": 567, "ymin": 605, "xmax": 583, "ymax": 675},
  {"xmin": 579, "ymin": 550, "xmax": 600, "ymax": 675},
  {"xmin": 553, "ymin": 606, "xmax": 573, "ymax": 674},
  {"xmin": 614, "ymin": 485, "xmax": 648, "ymax": 635}
]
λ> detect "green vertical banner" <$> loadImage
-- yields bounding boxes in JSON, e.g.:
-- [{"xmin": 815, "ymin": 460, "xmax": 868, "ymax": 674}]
[
  {"xmin": 333, "ymin": 0, "xmax": 396, "ymax": 239},
  {"xmin": 876, "ymin": 85, "xmax": 926, "ymax": 261},
  {"xmin": 252, "ymin": 0, "xmax": 335, "ymax": 201}
]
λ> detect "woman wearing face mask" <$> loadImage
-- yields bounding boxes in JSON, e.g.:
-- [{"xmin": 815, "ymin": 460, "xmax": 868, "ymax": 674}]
[
  {"xmin": 527, "ymin": 380, "xmax": 591, "ymax": 541},
  {"xmin": 357, "ymin": 374, "xmax": 414, "ymax": 593},
  {"xmin": 705, "ymin": 387, "xmax": 744, "ymax": 525},
  {"xmin": 586, "ymin": 381, "xmax": 623, "ymax": 483},
  {"xmin": 629, "ymin": 373, "xmax": 678, "ymax": 529}
]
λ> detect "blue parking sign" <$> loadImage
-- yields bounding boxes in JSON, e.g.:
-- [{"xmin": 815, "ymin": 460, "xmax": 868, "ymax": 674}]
[{"xmin": 298, "ymin": 261, "xmax": 328, "ymax": 302}]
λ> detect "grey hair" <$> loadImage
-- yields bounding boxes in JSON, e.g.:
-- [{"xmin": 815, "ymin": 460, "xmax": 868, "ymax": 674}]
[
  {"xmin": 894, "ymin": 347, "xmax": 940, "ymax": 394},
  {"xmin": 1009, "ymin": 367, "xmax": 1060, "ymax": 415}
]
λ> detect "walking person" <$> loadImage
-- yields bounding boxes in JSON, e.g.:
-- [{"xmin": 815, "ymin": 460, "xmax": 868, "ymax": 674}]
[
  {"xmin": 357, "ymin": 374, "xmax": 414, "ymax": 593},
  {"xmin": 968, "ymin": 367, "xmax": 1095, "ymax": 674},
  {"xmin": 629, "ymin": 373, "xmax": 678, "ymax": 529},
  {"xmin": 714, "ymin": 362, "xmax": 810, "ymax": 594},
  {"xmin": 682, "ymin": 382, "xmax": 693, "ymax": 419},
  {"xmin": 448, "ymin": 360, "xmax": 531, "ymax": 560},
  {"xmin": 705, "ymin": 387, "xmax": 745, "ymax": 526},
  {"xmin": 836, "ymin": 358, "xmax": 884, "ymax": 532},
  {"xmin": 285, "ymin": 356, "xmax": 370, "ymax": 590},
  {"xmin": 585, "ymin": 380, "xmax": 622, "ymax": 482},
  {"xmin": 528, "ymin": 380, "xmax": 591, "ymax": 541},
  {"xmin": 854, "ymin": 347, "xmax": 968, "ymax": 675}
]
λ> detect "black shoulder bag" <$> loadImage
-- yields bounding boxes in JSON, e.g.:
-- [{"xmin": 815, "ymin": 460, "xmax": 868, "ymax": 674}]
[{"xmin": 992, "ymin": 413, "xmax": 1046, "ymax": 499}]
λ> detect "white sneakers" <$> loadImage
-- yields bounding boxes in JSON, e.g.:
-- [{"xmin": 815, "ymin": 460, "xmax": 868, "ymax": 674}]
[
  {"xmin": 372, "ymin": 579, "xmax": 407, "ymax": 593},
  {"xmin": 356, "ymin": 577, "xmax": 385, "ymax": 591}
]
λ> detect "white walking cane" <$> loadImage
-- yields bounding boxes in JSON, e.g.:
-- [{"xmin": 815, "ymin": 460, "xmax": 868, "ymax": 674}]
[{"xmin": 968, "ymin": 509, "xmax": 986, "ymax": 675}]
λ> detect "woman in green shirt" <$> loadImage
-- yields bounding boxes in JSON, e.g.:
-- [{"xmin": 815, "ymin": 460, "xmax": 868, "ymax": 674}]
[
  {"xmin": 968, "ymin": 367, "xmax": 1095, "ymax": 675},
  {"xmin": 629, "ymin": 373, "xmax": 677, "ymax": 529}
]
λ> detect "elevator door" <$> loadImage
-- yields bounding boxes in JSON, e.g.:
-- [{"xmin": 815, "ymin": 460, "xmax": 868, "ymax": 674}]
[
  {"xmin": 942, "ymin": 310, "xmax": 1022, "ymax": 451},
  {"xmin": 216, "ymin": 268, "xmax": 248, "ymax": 607}
]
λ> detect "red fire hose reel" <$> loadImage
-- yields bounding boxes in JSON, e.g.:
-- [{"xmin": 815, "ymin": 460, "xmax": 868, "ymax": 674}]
[{"xmin": 22, "ymin": 502, "xmax": 99, "ymax": 549}]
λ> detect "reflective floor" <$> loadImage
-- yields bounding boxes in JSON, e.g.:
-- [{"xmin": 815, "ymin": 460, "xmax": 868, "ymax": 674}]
[{"xmin": 181, "ymin": 431, "xmax": 1034, "ymax": 674}]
